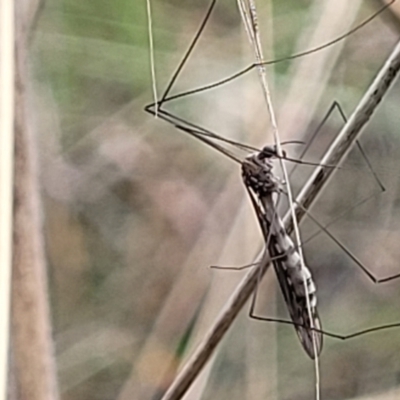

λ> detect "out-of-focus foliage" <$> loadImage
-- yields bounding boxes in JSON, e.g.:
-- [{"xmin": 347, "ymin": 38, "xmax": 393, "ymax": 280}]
[{"xmin": 31, "ymin": 0, "xmax": 400, "ymax": 399}]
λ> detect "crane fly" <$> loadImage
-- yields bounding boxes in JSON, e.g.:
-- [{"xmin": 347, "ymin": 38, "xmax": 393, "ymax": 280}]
[
  {"xmin": 242, "ymin": 145, "xmax": 323, "ymax": 358},
  {"xmin": 145, "ymin": 0, "xmax": 400, "ymax": 359}
]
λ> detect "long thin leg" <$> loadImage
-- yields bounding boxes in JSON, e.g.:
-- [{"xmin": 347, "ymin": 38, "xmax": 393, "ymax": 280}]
[
  {"xmin": 290, "ymin": 100, "xmax": 385, "ymax": 192},
  {"xmin": 150, "ymin": 3, "xmax": 394, "ymax": 107},
  {"xmin": 249, "ymin": 306, "xmax": 400, "ymax": 341},
  {"xmin": 210, "ymin": 251, "xmax": 289, "ymax": 271},
  {"xmin": 289, "ymin": 100, "xmax": 394, "ymax": 283},
  {"xmin": 297, "ymin": 202, "xmax": 400, "ymax": 284}
]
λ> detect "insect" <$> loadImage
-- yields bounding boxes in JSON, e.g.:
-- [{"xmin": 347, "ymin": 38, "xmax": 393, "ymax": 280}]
[
  {"xmin": 242, "ymin": 145, "xmax": 323, "ymax": 359},
  {"xmin": 146, "ymin": 0, "xmax": 400, "ymax": 398}
]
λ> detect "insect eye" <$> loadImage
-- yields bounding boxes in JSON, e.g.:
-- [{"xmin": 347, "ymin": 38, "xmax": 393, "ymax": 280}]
[{"xmin": 261, "ymin": 146, "xmax": 275, "ymax": 158}]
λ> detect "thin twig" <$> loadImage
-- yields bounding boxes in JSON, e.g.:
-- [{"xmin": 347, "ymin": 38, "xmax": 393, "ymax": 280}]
[{"xmin": 160, "ymin": 39, "xmax": 400, "ymax": 400}]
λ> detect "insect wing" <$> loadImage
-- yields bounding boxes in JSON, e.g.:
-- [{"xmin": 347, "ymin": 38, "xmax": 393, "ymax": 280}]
[
  {"xmin": 271, "ymin": 246, "xmax": 323, "ymax": 359},
  {"xmin": 246, "ymin": 186, "xmax": 323, "ymax": 358}
]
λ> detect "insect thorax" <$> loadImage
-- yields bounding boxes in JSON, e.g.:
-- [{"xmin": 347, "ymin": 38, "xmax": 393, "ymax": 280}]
[{"xmin": 241, "ymin": 152, "xmax": 279, "ymax": 196}]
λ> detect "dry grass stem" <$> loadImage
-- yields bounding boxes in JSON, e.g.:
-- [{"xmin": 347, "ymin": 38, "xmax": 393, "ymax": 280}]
[
  {"xmin": 0, "ymin": 1, "xmax": 15, "ymax": 399},
  {"xmin": 11, "ymin": 1, "xmax": 60, "ymax": 399}
]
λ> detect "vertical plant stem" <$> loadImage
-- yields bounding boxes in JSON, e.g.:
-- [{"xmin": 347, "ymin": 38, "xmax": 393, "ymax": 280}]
[
  {"xmin": 11, "ymin": 1, "xmax": 60, "ymax": 399},
  {"xmin": 0, "ymin": 0, "xmax": 15, "ymax": 399}
]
